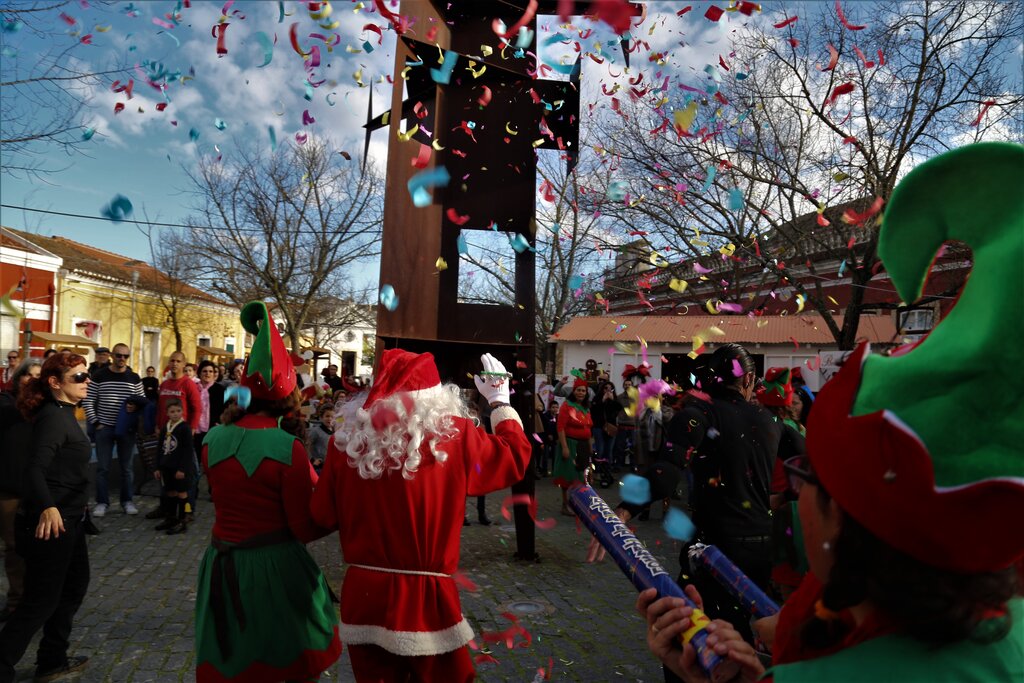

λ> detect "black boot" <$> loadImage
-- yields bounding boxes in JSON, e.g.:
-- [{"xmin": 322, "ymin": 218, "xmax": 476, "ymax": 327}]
[
  {"xmin": 476, "ymin": 496, "xmax": 491, "ymax": 526},
  {"xmin": 154, "ymin": 497, "xmax": 177, "ymax": 531},
  {"xmin": 144, "ymin": 504, "xmax": 165, "ymax": 520},
  {"xmin": 166, "ymin": 498, "xmax": 188, "ymax": 535}
]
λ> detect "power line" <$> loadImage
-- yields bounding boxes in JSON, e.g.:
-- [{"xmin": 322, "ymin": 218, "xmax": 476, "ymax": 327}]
[{"xmin": 0, "ymin": 203, "xmax": 378, "ymax": 237}]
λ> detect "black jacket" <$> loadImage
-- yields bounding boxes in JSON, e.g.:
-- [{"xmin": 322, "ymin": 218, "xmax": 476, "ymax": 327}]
[
  {"xmin": 0, "ymin": 391, "xmax": 31, "ymax": 496},
  {"xmin": 158, "ymin": 420, "xmax": 195, "ymax": 473},
  {"xmin": 22, "ymin": 398, "xmax": 92, "ymax": 516},
  {"xmin": 667, "ymin": 389, "xmax": 781, "ymax": 540}
]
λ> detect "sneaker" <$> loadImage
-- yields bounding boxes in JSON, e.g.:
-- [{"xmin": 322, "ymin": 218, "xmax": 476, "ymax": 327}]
[
  {"xmin": 122, "ymin": 502, "xmax": 139, "ymax": 515},
  {"xmin": 91, "ymin": 504, "xmax": 107, "ymax": 518},
  {"xmin": 34, "ymin": 655, "xmax": 89, "ymax": 682}
]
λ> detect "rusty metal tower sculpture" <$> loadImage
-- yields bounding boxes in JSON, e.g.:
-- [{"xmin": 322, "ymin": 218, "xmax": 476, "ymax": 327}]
[{"xmin": 367, "ymin": 0, "xmax": 636, "ymax": 559}]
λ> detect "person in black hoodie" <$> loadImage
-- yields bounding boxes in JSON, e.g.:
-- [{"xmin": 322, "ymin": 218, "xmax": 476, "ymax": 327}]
[
  {"xmin": 0, "ymin": 358, "xmax": 42, "ymax": 622},
  {"xmin": 0, "ymin": 353, "xmax": 93, "ymax": 683}
]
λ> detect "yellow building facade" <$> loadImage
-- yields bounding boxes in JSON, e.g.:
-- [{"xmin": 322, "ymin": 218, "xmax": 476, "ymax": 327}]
[{"xmin": 9, "ymin": 229, "xmax": 249, "ymax": 370}]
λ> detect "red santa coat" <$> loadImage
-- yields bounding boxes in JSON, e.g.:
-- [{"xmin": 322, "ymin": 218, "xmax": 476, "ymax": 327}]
[{"xmin": 310, "ymin": 407, "xmax": 531, "ymax": 656}]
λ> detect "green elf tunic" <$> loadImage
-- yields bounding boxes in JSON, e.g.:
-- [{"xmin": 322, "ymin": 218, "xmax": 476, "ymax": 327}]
[
  {"xmin": 551, "ymin": 400, "xmax": 593, "ymax": 487},
  {"xmin": 770, "ymin": 598, "xmax": 1023, "ymax": 683},
  {"xmin": 195, "ymin": 415, "xmax": 340, "ymax": 683}
]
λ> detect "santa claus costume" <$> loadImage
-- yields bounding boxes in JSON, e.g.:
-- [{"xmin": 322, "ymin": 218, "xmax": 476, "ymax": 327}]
[
  {"xmin": 194, "ymin": 302, "xmax": 341, "ymax": 682},
  {"xmin": 311, "ymin": 350, "xmax": 532, "ymax": 682}
]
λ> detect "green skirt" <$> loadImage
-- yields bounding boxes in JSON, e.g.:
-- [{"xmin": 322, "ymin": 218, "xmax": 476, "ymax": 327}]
[
  {"xmin": 195, "ymin": 539, "xmax": 340, "ymax": 681},
  {"xmin": 552, "ymin": 437, "xmax": 587, "ymax": 488}
]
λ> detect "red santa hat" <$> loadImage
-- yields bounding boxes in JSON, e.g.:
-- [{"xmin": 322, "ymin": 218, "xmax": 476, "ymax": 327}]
[
  {"xmin": 363, "ymin": 348, "xmax": 441, "ymax": 408},
  {"xmin": 239, "ymin": 301, "xmax": 296, "ymax": 401}
]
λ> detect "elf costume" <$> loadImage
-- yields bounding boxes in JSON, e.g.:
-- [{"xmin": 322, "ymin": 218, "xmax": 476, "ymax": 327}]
[
  {"xmin": 551, "ymin": 378, "xmax": 594, "ymax": 488},
  {"xmin": 768, "ymin": 143, "xmax": 1023, "ymax": 680},
  {"xmin": 310, "ymin": 349, "xmax": 532, "ymax": 683},
  {"xmin": 195, "ymin": 302, "xmax": 341, "ymax": 683}
]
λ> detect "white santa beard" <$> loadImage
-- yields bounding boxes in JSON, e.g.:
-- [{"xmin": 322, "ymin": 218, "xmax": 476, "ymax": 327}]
[{"xmin": 340, "ymin": 383, "xmax": 474, "ymax": 480}]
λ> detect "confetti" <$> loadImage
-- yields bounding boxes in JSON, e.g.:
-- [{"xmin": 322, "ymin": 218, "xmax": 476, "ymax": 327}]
[
  {"xmin": 620, "ymin": 474, "xmax": 652, "ymax": 505},
  {"xmin": 100, "ymin": 195, "xmax": 133, "ymax": 222},
  {"xmin": 379, "ymin": 284, "xmax": 399, "ymax": 311},
  {"xmin": 835, "ymin": 0, "xmax": 866, "ymax": 30},
  {"xmin": 663, "ymin": 507, "xmax": 696, "ymax": 541},
  {"xmin": 253, "ymin": 31, "xmax": 274, "ymax": 67},
  {"xmin": 407, "ymin": 166, "xmax": 451, "ymax": 207}
]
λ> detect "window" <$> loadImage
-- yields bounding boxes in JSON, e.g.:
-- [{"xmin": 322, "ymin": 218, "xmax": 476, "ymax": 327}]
[
  {"xmin": 198, "ymin": 335, "xmax": 212, "ymax": 348},
  {"xmin": 342, "ymin": 330, "xmax": 356, "ymax": 343},
  {"xmin": 224, "ymin": 336, "xmax": 235, "ymax": 353},
  {"xmin": 458, "ymin": 231, "xmax": 517, "ymax": 305},
  {"xmin": 900, "ymin": 309, "xmax": 934, "ymax": 333}
]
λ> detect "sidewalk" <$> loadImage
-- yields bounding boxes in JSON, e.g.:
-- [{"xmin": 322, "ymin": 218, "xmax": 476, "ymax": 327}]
[{"xmin": 4, "ymin": 470, "xmax": 680, "ymax": 682}]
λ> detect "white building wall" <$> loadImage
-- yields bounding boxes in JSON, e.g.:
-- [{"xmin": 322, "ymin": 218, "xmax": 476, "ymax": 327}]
[{"xmin": 560, "ymin": 341, "xmax": 842, "ymax": 392}]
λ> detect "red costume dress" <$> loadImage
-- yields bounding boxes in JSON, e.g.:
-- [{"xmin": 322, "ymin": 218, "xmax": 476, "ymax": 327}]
[
  {"xmin": 550, "ymin": 400, "xmax": 592, "ymax": 487},
  {"xmin": 194, "ymin": 301, "xmax": 341, "ymax": 682},
  {"xmin": 310, "ymin": 350, "xmax": 532, "ymax": 683}
]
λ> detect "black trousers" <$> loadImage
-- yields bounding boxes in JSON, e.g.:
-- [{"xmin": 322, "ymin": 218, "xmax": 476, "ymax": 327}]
[{"xmin": 0, "ymin": 513, "xmax": 90, "ymax": 683}]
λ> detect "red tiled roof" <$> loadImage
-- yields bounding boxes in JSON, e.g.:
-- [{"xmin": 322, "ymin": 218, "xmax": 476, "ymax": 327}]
[
  {"xmin": 551, "ymin": 314, "xmax": 897, "ymax": 345},
  {"xmin": 4, "ymin": 227, "xmax": 226, "ymax": 306}
]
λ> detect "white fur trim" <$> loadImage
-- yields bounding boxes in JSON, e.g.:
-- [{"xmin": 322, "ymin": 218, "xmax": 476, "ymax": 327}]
[
  {"xmin": 339, "ymin": 618, "xmax": 473, "ymax": 656},
  {"xmin": 355, "ymin": 385, "xmax": 443, "ymax": 418},
  {"xmin": 489, "ymin": 404, "xmax": 522, "ymax": 430}
]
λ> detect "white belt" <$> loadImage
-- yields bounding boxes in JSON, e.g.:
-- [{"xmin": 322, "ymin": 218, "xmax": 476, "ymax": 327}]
[{"xmin": 348, "ymin": 563, "xmax": 451, "ymax": 578}]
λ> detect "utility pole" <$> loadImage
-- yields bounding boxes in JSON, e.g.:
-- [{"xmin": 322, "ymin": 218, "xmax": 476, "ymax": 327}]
[{"xmin": 130, "ymin": 269, "xmax": 139, "ymax": 368}]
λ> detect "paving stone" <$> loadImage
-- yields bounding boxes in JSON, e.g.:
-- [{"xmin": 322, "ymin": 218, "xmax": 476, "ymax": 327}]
[{"xmin": 1, "ymin": 468, "xmax": 681, "ymax": 681}]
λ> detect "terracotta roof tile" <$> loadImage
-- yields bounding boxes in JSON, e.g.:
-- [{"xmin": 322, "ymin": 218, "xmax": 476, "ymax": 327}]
[
  {"xmin": 4, "ymin": 228, "xmax": 226, "ymax": 306},
  {"xmin": 551, "ymin": 314, "xmax": 897, "ymax": 345}
]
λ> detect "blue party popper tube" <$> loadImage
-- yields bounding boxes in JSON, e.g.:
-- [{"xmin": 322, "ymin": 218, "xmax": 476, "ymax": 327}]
[
  {"xmin": 569, "ymin": 485, "xmax": 740, "ymax": 682},
  {"xmin": 687, "ymin": 543, "xmax": 781, "ymax": 619}
]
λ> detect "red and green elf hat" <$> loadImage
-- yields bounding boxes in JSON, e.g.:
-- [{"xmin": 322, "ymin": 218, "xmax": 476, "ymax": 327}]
[
  {"xmin": 756, "ymin": 367, "xmax": 794, "ymax": 407},
  {"xmin": 807, "ymin": 142, "xmax": 1024, "ymax": 574},
  {"xmin": 240, "ymin": 301, "xmax": 296, "ymax": 401}
]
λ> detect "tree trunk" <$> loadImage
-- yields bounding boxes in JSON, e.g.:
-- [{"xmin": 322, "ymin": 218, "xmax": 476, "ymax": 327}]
[{"xmin": 839, "ymin": 267, "xmax": 872, "ymax": 350}]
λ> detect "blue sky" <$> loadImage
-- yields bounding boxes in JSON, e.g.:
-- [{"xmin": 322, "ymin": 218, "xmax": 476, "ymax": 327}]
[
  {"xmin": 0, "ymin": 1, "xmax": 753, "ymax": 286},
  {"xmin": 7, "ymin": 1, "xmax": 1011, "ymax": 292}
]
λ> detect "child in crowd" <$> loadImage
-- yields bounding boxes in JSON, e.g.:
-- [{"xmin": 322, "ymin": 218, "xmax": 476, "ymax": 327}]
[
  {"xmin": 155, "ymin": 398, "xmax": 194, "ymax": 535},
  {"xmin": 306, "ymin": 402, "xmax": 335, "ymax": 474}
]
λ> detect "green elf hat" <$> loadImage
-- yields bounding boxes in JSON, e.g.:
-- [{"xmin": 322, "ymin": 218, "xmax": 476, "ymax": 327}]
[
  {"xmin": 807, "ymin": 142, "xmax": 1024, "ymax": 574},
  {"xmin": 240, "ymin": 301, "xmax": 296, "ymax": 401},
  {"xmin": 756, "ymin": 367, "xmax": 794, "ymax": 407}
]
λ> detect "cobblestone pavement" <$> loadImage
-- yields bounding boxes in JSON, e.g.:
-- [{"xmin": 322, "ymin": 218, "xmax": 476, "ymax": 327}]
[{"xmin": 3, "ymin": 466, "xmax": 683, "ymax": 682}]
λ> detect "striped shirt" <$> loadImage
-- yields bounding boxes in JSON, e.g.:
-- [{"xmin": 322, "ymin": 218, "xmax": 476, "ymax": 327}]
[{"xmin": 84, "ymin": 366, "xmax": 145, "ymax": 426}]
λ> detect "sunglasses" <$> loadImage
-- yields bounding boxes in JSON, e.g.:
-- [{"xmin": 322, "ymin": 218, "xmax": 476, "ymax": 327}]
[
  {"xmin": 113, "ymin": 353, "xmax": 130, "ymax": 359},
  {"xmin": 782, "ymin": 455, "xmax": 820, "ymax": 494},
  {"xmin": 69, "ymin": 372, "xmax": 91, "ymax": 384}
]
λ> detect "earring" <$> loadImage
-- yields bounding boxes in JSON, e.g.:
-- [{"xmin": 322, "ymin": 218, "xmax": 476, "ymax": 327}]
[{"xmin": 822, "ymin": 541, "xmax": 832, "ymax": 551}]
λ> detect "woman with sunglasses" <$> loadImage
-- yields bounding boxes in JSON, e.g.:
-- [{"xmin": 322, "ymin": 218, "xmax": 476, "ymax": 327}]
[
  {"xmin": 0, "ymin": 354, "xmax": 93, "ymax": 683},
  {"xmin": 637, "ymin": 144, "xmax": 1024, "ymax": 682}
]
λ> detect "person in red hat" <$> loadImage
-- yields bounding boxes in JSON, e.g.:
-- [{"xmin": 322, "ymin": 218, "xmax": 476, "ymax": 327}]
[
  {"xmin": 551, "ymin": 378, "xmax": 594, "ymax": 515},
  {"xmin": 636, "ymin": 143, "xmax": 1024, "ymax": 682},
  {"xmin": 310, "ymin": 350, "xmax": 532, "ymax": 683},
  {"xmin": 756, "ymin": 368, "xmax": 809, "ymax": 600},
  {"xmin": 194, "ymin": 302, "xmax": 340, "ymax": 683}
]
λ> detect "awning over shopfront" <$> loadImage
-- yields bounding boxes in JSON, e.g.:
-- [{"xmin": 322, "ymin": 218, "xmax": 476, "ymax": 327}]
[
  {"xmin": 31, "ymin": 331, "xmax": 99, "ymax": 353},
  {"xmin": 196, "ymin": 345, "xmax": 237, "ymax": 360}
]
